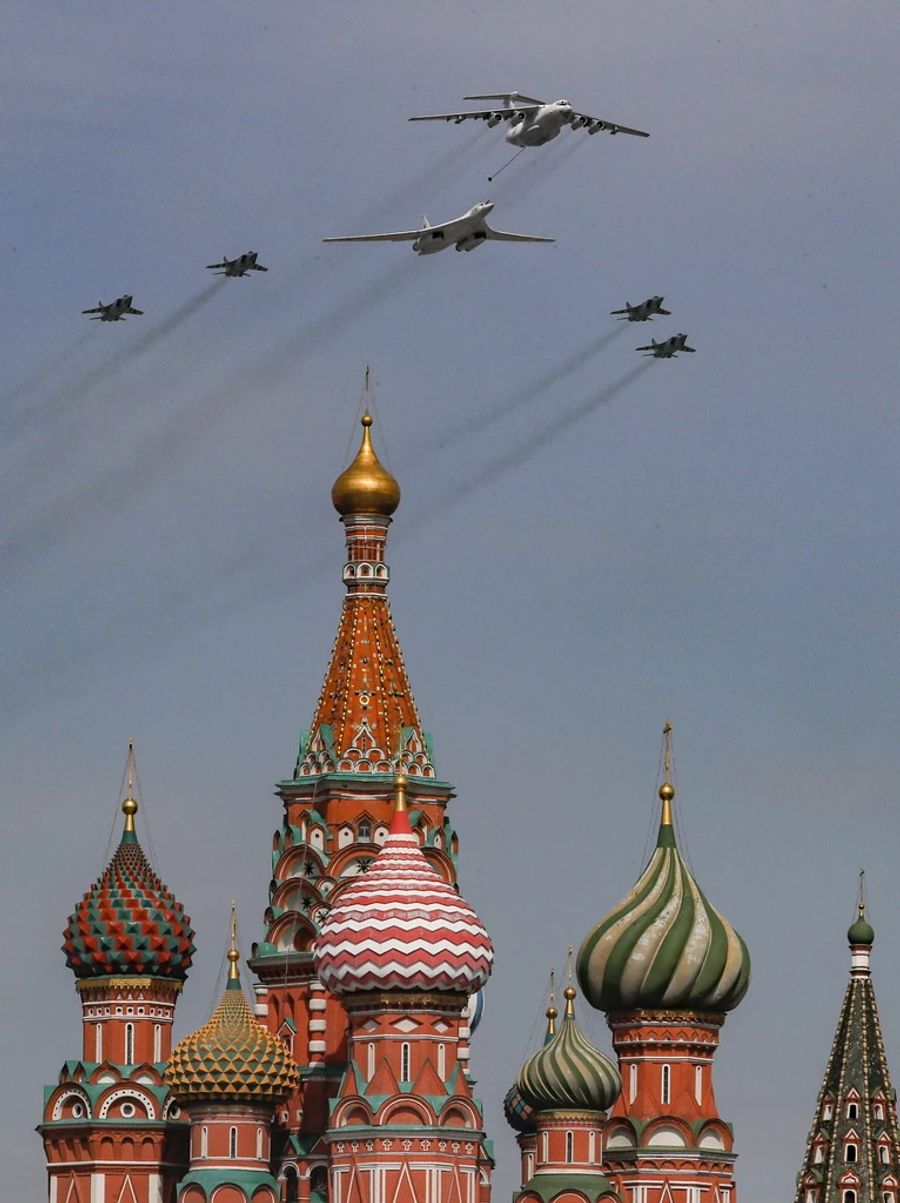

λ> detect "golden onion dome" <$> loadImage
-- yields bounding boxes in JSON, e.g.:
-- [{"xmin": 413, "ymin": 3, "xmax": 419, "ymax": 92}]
[
  {"xmin": 331, "ymin": 412, "xmax": 400, "ymax": 517},
  {"xmin": 165, "ymin": 914, "xmax": 299, "ymax": 1105}
]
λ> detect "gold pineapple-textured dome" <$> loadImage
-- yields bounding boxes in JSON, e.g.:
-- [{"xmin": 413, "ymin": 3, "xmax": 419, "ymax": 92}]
[
  {"xmin": 165, "ymin": 925, "xmax": 299, "ymax": 1105},
  {"xmin": 332, "ymin": 412, "xmax": 400, "ymax": 517}
]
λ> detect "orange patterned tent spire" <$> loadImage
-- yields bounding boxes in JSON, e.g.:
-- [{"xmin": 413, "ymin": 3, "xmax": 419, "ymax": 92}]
[{"xmin": 296, "ymin": 410, "xmax": 434, "ymax": 779}]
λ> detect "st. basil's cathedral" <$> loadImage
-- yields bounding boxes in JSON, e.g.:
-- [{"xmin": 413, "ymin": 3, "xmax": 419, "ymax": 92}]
[{"xmin": 39, "ymin": 413, "xmax": 900, "ymax": 1203}]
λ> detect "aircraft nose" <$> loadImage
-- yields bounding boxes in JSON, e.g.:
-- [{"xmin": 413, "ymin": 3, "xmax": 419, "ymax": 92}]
[{"xmin": 483, "ymin": 201, "xmax": 494, "ymax": 212}]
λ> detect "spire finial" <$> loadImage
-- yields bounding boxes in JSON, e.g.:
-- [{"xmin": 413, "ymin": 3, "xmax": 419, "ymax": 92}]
[
  {"xmin": 659, "ymin": 721, "xmax": 675, "ymax": 826},
  {"xmin": 331, "ymin": 399, "xmax": 400, "ymax": 517},
  {"xmin": 858, "ymin": 868, "xmax": 866, "ymax": 917},
  {"xmin": 389, "ymin": 768, "xmax": 411, "ymax": 835},
  {"xmin": 563, "ymin": 946, "xmax": 577, "ymax": 1015},
  {"xmin": 227, "ymin": 901, "xmax": 241, "ymax": 984},
  {"xmin": 121, "ymin": 738, "xmax": 139, "ymax": 837},
  {"xmin": 545, "ymin": 969, "xmax": 558, "ymax": 1035}
]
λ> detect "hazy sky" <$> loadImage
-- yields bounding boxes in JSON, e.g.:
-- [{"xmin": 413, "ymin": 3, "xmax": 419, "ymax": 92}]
[{"xmin": 2, "ymin": 3, "xmax": 899, "ymax": 1201}]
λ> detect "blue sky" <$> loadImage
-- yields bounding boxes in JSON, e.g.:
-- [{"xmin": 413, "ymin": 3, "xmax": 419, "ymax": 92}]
[{"xmin": 2, "ymin": 2, "xmax": 899, "ymax": 1200}]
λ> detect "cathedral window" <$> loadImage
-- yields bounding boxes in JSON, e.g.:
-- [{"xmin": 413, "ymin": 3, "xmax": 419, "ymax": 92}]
[
  {"xmin": 846, "ymin": 1144, "xmax": 858, "ymax": 1163},
  {"xmin": 843, "ymin": 1192, "xmax": 856, "ymax": 1203},
  {"xmin": 124, "ymin": 1022, "xmax": 134, "ymax": 1065},
  {"xmin": 367, "ymin": 1042, "xmax": 376, "ymax": 1078},
  {"xmin": 824, "ymin": 1104, "xmax": 834, "ymax": 1119},
  {"xmin": 401, "ymin": 1042, "xmax": 411, "ymax": 1083},
  {"xmin": 629, "ymin": 1063, "xmax": 638, "ymax": 1103},
  {"xmin": 358, "ymin": 821, "xmax": 371, "ymax": 842},
  {"xmin": 542, "ymin": 1132, "xmax": 549, "ymax": 1162},
  {"xmin": 661, "ymin": 1064, "xmax": 671, "ymax": 1105},
  {"xmin": 153, "ymin": 1023, "xmax": 162, "ymax": 1062},
  {"xmin": 695, "ymin": 1064, "xmax": 703, "ymax": 1103},
  {"xmin": 95, "ymin": 1024, "xmax": 103, "ymax": 1061},
  {"xmin": 438, "ymin": 1043, "xmax": 446, "ymax": 1079},
  {"xmin": 201, "ymin": 1126, "xmax": 208, "ymax": 1157},
  {"xmin": 847, "ymin": 1103, "xmax": 858, "ymax": 1119},
  {"xmin": 566, "ymin": 1131, "xmax": 574, "ymax": 1163},
  {"xmin": 814, "ymin": 1144, "xmax": 825, "ymax": 1164},
  {"xmin": 880, "ymin": 1146, "xmax": 890, "ymax": 1164},
  {"xmin": 230, "ymin": 1126, "xmax": 238, "ymax": 1158},
  {"xmin": 876, "ymin": 1104, "xmax": 886, "ymax": 1120},
  {"xmin": 285, "ymin": 1169, "xmax": 299, "ymax": 1203},
  {"xmin": 257, "ymin": 1128, "xmax": 264, "ymax": 1159}
]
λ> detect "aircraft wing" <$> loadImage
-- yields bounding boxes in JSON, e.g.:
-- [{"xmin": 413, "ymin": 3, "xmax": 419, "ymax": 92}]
[
  {"xmin": 409, "ymin": 106, "xmax": 539, "ymax": 123},
  {"xmin": 571, "ymin": 109, "xmax": 650, "ymax": 137},
  {"xmin": 250, "ymin": 264, "xmax": 269, "ymax": 272},
  {"xmin": 636, "ymin": 344, "xmax": 656, "ymax": 352},
  {"xmin": 681, "ymin": 345, "xmax": 696, "ymax": 352},
  {"xmin": 206, "ymin": 261, "xmax": 229, "ymax": 269},
  {"xmin": 126, "ymin": 307, "xmax": 144, "ymax": 315},
  {"xmin": 484, "ymin": 227, "xmax": 555, "ymax": 244},
  {"xmin": 81, "ymin": 305, "xmax": 104, "ymax": 314},
  {"xmin": 323, "ymin": 227, "xmax": 423, "ymax": 243}
]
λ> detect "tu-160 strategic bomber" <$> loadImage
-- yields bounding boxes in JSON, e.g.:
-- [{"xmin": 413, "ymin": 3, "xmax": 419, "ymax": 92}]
[
  {"xmin": 323, "ymin": 201, "xmax": 554, "ymax": 255},
  {"xmin": 410, "ymin": 92, "xmax": 649, "ymax": 146},
  {"xmin": 81, "ymin": 295, "xmax": 144, "ymax": 322}
]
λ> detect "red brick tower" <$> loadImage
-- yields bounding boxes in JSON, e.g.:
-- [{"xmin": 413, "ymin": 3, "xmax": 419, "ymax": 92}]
[
  {"xmin": 576, "ymin": 726, "xmax": 751, "ymax": 1203},
  {"xmin": 41, "ymin": 745, "xmax": 196, "ymax": 1203},
  {"xmin": 165, "ymin": 909, "xmax": 300, "ymax": 1203},
  {"xmin": 247, "ymin": 407, "xmax": 475, "ymax": 1197},
  {"xmin": 314, "ymin": 772, "xmax": 495, "ymax": 1203}
]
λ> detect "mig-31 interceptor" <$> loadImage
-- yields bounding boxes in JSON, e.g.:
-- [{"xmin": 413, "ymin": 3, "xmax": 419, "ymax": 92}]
[
  {"xmin": 81, "ymin": 295, "xmax": 144, "ymax": 321},
  {"xmin": 410, "ymin": 92, "xmax": 649, "ymax": 146},
  {"xmin": 205, "ymin": 251, "xmax": 269, "ymax": 277},
  {"xmin": 637, "ymin": 334, "xmax": 696, "ymax": 358},
  {"xmin": 611, "ymin": 296, "xmax": 671, "ymax": 322},
  {"xmin": 323, "ymin": 202, "xmax": 554, "ymax": 255}
]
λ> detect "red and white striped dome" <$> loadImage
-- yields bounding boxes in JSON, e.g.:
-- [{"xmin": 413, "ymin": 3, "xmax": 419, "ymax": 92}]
[{"xmin": 315, "ymin": 778, "xmax": 493, "ymax": 996}]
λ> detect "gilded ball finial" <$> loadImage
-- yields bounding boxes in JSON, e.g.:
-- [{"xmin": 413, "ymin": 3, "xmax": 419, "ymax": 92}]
[
  {"xmin": 122, "ymin": 794, "xmax": 138, "ymax": 817},
  {"xmin": 563, "ymin": 985, "xmax": 576, "ymax": 1000},
  {"xmin": 361, "ymin": 411, "xmax": 373, "ymax": 427},
  {"xmin": 659, "ymin": 782, "xmax": 675, "ymax": 803},
  {"xmin": 546, "ymin": 1003, "xmax": 558, "ymax": 1020}
]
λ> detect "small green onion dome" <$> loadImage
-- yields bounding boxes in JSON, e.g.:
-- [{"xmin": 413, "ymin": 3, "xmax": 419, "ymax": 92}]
[
  {"xmin": 516, "ymin": 988, "xmax": 621, "ymax": 1114},
  {"xmin": 577, "ymin": 781, "xmax": 750, "ymax": 1014},
  {"xmin": 848, "ymin": 907, "xmax": 875, "ymax": 947}
]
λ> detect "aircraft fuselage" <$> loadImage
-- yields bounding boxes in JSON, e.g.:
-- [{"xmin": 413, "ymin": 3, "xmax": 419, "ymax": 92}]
[
  {"xmin": 412, "ymin": 204, "xmax": 493, "ymax": 254},
  {"xmin": 506, "ymin": 101, "xmax": 572, "ymax": 146}
]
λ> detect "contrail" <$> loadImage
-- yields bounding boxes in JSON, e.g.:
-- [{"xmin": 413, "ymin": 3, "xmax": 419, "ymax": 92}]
[
  {"xmin": 416, "ymin": 361, "xmax": 654, "ymax": 527},
  {"xmin": 1, "ymin": 282, "xmax": 224, "ymax": 444},
  {"xmin": 1, "ymin": 333, "xmax": 92, "ymax": 411},
  {"xmin": 0, "ymin": 262, "xmax": 416, "ymax": 577},
  {"xmin": 436, "ymin": 325, "xmax": 628, "ymax": 453}
]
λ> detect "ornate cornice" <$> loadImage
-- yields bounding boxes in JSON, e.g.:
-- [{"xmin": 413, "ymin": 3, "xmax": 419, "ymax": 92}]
[{"xmin": 76, "ymin": 977, "xmax": 182, "ymax": 997}]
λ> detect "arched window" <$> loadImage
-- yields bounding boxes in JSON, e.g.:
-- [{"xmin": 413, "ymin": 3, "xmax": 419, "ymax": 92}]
[
  {"xmin": 846, "ymin": 1144, "xmax": 858, "ymax": 1163},
  {"xmin": 629, "ymin": 1063, "xmax": 638, "ymax": 1103},
  {"xmin": 200, "ymin": 1126, "xmax": 208, "ymax": 1157},
  {"xmin": 400, "ymin": 1042, "xmax": 410, "ymax": 1083},
  {"xmin": 661, "ymin": 1064, "xmax": 671, "ymax": 1105},
  {"xmin": 876, "ymin": 1103, "xmax": 886, "ymax": 1120},
  {"xmin": 367, "ymin": 1042, "xmax": 376, "ymax": 1079},
  {"xmin": 230, "ymin": 1126, "xmax": 238, "ymax": 1158},
  {"xmin": 285, "ymin": 1168, "xmax": 299, "ymax": 1202},
  {"xmin": 844, "ymin": 1191, "xmax": 857, "ymax": 1203},
  {"xmin": 695, "ymin": 1064, "xmax": 703, "ymax": 1103},
  {"xmin": 541, "ymin": 1132, "xmax": 549, "ymax": 1163},
  {"xmin": 153, "ymin": 1023, "xmax": 162, "ymax": 1062},
  {"xmin": 358, "ymin": 821, "xmax": 371, "ymax": 842},
  {"xmin": 565, "ymin": 1131, "xmax": 574, "ymax": 1163},
  {"xmin": 880, "ymin": 1145, "xmax": 890, "ymax": 1164},
  {"xmin": 437, "ymin": 1043, "xmax": 446, "ymax": 1079},
  {"xmin": 848, "ymin": 1103, "xmax": 858, "ymax": 1119},
  {"xmin": 814, "ymin": 1144, "xmax": 825, "ymax": 1164},
  {"xmin": 256, "ymin": 1127, "xmax": 264, "ymax": 1159},
  {"xmin": 124, "ymin": 1023, "xmax": 134, "ymax": 1065},
  {"xmin": 95, "ymin": 1024, "xmax": 103, "ymax": 1061},
  {"xmin": 588, "ymin": 1131, "xmax": 596, "ymax": 1162}
]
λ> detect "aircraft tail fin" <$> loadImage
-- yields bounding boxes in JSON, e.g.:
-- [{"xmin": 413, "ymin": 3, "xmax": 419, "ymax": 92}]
[{"xmin": 421, "ymin": 215, "xmax": 431, "ymax": 229}]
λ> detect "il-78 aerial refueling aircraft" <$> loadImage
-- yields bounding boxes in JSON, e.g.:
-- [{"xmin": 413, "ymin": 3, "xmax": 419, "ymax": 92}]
[
  {"xmin": 323, "ymin": 202, "xmax": 554, "ymax": 255},
  {"xmin": 205, "ymin": 251, "xmax": 269, "ymax": 277},
  {"xmin": 81, "ymin": 295, "xmax": 144, "ymax": 321},
  {"xmin": 410, "ymin": 92, "xmax": 649, "ymax": 146},
  {"xmin": 637, "ymin": 334, "xmax": 696, "ymax": 358}
]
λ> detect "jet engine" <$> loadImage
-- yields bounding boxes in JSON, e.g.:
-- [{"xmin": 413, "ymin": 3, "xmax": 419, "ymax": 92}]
[
  {"xmin": 455, "ymin": 232, "xmax": 487, "ymax": 252},
  {"xmin": 486, "ymin": 113, "xmax": 502, "ymax": 127}
]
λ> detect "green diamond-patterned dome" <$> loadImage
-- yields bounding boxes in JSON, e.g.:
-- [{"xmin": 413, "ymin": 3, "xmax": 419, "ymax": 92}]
[
  {"xmin": 63, "ymin": 801, "xmax": 195, "ymax": 981},
  {"xmin": 165, "ymin": 979, "xmax": 299, "ymax": 1104}
]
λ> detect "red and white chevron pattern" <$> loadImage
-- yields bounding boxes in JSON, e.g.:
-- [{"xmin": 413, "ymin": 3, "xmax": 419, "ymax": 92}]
[{"xmin": 315, "ymin": 821, "xmax": 493, "ymax": 995}]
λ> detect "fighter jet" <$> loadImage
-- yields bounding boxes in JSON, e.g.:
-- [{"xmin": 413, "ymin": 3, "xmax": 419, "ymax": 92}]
[
  {"xmin": 637, "ymin": 334, "xmax": 696, "ymax": 358},
  {"xmin": 322, "ymin": 202, "xmax": 554, "ymax": 255},
  {"xmin": 611, "ymin": 297, "xmax": 671, "ymax": 322},
  {"xmin": 205, "ymin": 251, "xmax": 269, "ymax": 278},
  {"xmin": 410, "ymin": 92, "xmax": 649, "ymax": 146},
  {"xmin": 81, "ymin": 295, "xmax": 144, "ymax": 322}
]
